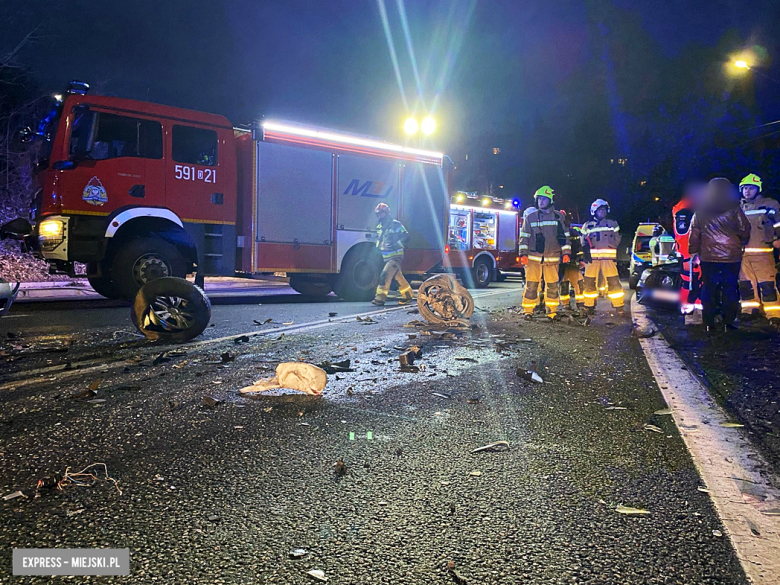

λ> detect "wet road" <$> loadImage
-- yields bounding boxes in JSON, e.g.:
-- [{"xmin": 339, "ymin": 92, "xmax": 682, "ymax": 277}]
[{"xmin": 0, "ymin": 282, "xmax": 748, "ymax": 583}]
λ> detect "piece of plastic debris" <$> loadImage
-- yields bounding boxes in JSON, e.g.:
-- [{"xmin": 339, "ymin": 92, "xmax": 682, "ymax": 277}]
[
  {"xmin": 307, "ymin": 569, "xmax": 327, "ymax": 582},
  {"xmin": 234, "ymin": 335, "xmax": 250, "ymax": 344},
  {"xmin": 746, "ymin": 518, "xmax": 760, "ymax": 535},
  {"xmin": 202, "ymin": 395, "xmax": 221, "ymax": 408},
  {"xmin": 290, "ymin": 549, "xmax": 308, "ymax": 559},
  {"xmin": 605, "ymin": 406, "xmax": 627, "ymax": 410},
  {"xmin": 697, "ymin": 486, "xmax": 710, "ymax": 493},
  {"xmin": 334, "ymin": 459, "xmax": 348, "ymax": 477},
  {"xmin": 399, "ymin": 347, "xmax": 422, "ymax": 367},
  {"xmin": 615, "ymin": 505, "xmax": 651, "ymax": 515},
  {"xmin": 240, "ymin": 363, "xmax": 327, "ymax": 396},
  {"xmin": 719, "ymin": 422, "xmax": 744, "ymax": 428},
  {"xmin": 643, "ymin": 424, "xmax": 663, "ymax": 433},
  {"xmin": 516, "ymin": 369, "xmax": 543, "ymax": 383},
  {"xmin": 455, "ymin": 357, "xmax": 478, "ymax": 363},
  {"xmin": 632, "ymin": 325, "xmax": 656, "ymax": 338},
  {"xmin": 471, "ymin": 441, "xmax": 510, "ymax": 454},
  {"xmin": 654, "ymin": 407, "xmax": 673, "ymax": 415},
  {"xmin": 713, "ymin": 529, "xmax": 722, "ymax": 537},
  {"xmin": 469, "ymin": 471, "xmax": 482, "ymax": 476},
  {"xmin": 2, "ymin": 491, "xmax": 26, "ymax": 501},
  {"xmin": 253, "ymin": 318, "xmax": 273, "ymax": 325},
  {"xmin": 317, "ymin": 359, "xmax": 353, "ymax": 374},
  {"xmin": 466, "ymin": 397, "xmax": 481, "ymax": 404},
  {"xmin": 432, "ymin": 392, "xmax": 452, "ymax": 399},
  {"xmin": 88, "ymin": 399, "xmax": 106, "ymax": 404}
]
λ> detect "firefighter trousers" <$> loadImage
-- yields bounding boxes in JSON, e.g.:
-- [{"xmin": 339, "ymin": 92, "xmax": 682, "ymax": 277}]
[
  {"xmin": 523, "ymin": 260, "xmax": 560, "ymax": 315},
  {"xmin": 739, "ymin": 252, "xmax": 780, "ymax": 315},
  {"xmin": 583, "ymin": 260, "xmax": 624, "ymax": 308},
  {"xmin": 374, "ymin": 257, "xmax": 412, "ymax": 303},
  {"xmin": 560, "ymin": 265, "xmax": 584, "ymax": 308}
]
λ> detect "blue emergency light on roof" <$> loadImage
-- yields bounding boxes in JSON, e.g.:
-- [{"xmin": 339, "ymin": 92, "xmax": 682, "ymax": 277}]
[
  {"xmin": 67, "ymin": 81, "xmax": 90, "ymax": 95},
  {"xmin": 512, "ymin": 199, "xmax": 520, "ymax": 207},
  {"xmin": 261, "ymin": 121, "xmax": 444, "ymax": 166}
]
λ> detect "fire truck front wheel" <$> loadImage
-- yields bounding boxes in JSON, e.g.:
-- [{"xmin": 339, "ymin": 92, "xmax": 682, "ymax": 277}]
[
  {"xmin": 87, "ymin": 274, "xmax": 121, "ymax": 299},
  {"xmin": 111, "ymin": 237, "xmax": 188, "ymax": 301}
]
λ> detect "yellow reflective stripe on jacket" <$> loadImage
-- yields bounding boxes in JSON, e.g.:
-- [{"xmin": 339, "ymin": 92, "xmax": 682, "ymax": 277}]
[{"xmin": 744, "ymin": 247, "xmax": 774, "ymax": 253}]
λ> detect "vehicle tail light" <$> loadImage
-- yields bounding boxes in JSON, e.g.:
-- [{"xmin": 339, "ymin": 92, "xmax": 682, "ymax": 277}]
[{"xmin": 444, "ymin": 245, "xmax": 450, "ymax": 254}]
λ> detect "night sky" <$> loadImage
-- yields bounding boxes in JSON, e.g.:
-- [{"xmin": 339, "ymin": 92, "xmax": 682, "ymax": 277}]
[{"xmin": 4, "ymin": 0, "xmax": 780, "ymax": 218}]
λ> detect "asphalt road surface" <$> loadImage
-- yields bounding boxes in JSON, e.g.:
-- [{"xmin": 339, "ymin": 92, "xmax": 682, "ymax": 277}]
[{"xmin": 0, "ymin": 282, "xmax": 748, "ymax": 583}]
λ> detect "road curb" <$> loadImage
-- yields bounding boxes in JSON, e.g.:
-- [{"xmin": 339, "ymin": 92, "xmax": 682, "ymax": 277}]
[{"xmin": 632, "ymin": 298, "xmax": 780, "ymax": 584}]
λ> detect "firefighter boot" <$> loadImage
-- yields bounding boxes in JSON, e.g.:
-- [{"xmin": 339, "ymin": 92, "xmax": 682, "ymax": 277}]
[
  {"xmin": 398, "ymin": 285, "xmax": 414, "ymax": 305},
  {"xmin": 372, "ymin": 287, "xmax": 388, "ymax": 306}
]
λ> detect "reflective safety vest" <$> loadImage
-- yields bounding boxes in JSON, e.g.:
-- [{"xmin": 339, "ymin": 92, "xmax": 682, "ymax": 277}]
[
  {"xmin": 519, "ymin": 207, "xmax": 570, "ymax": 262},
  {"xmin": 376, "ymin": 219, "xmax": 409, "ymax": 261},
  {"xmin": 741, "ymin": 195, "xmax": 780, "ymax": 254},
  {"xmin": 581, "ymin": 218, "xmax": 620, "ymax": 260}
]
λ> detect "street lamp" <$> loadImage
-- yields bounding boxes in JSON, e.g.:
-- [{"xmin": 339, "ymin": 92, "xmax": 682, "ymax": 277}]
[
  {"xmin": 734, "ymin": 60, "xmax": 749, "ymax": 70},
  {"xmin": 404, "ymin": 117, "xmax": 419, "ymax": 135},
  {"xmin": 403, "ymin": 116, "xmax": 436, "ymax": 145}
]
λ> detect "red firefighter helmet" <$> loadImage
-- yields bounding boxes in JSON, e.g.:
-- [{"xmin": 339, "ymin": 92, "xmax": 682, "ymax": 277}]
[{"xmin": 374, "ymin": 203, "xmax": 390, "ymax": 214}]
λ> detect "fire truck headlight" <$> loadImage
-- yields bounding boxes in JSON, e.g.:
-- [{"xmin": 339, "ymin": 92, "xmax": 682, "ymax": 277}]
[{"xmin": 38, "ymin": 219, "xmax": 65, "ymax": 249}]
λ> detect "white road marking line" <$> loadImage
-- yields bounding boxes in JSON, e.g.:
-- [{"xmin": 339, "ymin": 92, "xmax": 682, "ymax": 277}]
[{"xmin": 632, "ymin": 298, "xmax": 780, "ymax": 584}]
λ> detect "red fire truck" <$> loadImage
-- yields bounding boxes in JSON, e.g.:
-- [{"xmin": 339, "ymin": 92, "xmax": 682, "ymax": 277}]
[
  {"xmin": 444, "ymin": 195, "xmax": 520, "ymax": 287},
  {"xmin": 10, "ymin": 81, "xmax": 450, "ymax": 301}
]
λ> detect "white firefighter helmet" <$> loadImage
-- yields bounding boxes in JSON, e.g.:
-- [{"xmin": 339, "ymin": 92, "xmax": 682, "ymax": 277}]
[{"xmin": 590, "ymin": 198, "xmax": 610, "ymax": 216}]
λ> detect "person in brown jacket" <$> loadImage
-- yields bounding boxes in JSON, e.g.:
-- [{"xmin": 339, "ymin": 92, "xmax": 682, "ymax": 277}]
[{"xmin": 688, "ymin": 178, "xmax": 751, "ymax": 333}]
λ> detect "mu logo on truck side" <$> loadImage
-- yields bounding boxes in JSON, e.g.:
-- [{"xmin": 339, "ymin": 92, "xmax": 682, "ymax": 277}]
[{"xmin": 343, "ymin": 179, "xmax": 393, "ymax": 198}]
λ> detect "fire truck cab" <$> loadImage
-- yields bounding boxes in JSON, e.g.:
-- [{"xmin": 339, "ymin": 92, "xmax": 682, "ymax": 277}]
[{"xmin": 17, "ymin": 82, "xmax": 450, "ymax": 301}]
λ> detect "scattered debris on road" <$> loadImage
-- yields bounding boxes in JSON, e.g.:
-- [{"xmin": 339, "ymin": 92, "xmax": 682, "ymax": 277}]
[
  {"xmin": 643, "ymin": 424, "xmax": 663, "ymax": 433},
  {"xmin": 240, "ymin": 363, "xmax": 327, "ymax": 396},
  {"xmin": 615, "ymin": 504, "xmax": 651, "ymax": 515},
  {"xmin": 290, "ymin": 549, "xmax": 309, "ymax": 559},
  {"xmin": 516, "ymin": 368, "xmax": 543, "ymax": 383},
  {"xmin": 654, "ymin": 407, "xmax": 673, "ymax": 415},
  {"xmin": 254, "ymin": 318, "xmax": 273, "ymax": 325},
  {"xmin": 719, "ymin": 422, "xmax": 745, "ymax": 428},
  {"xmin": 202, "ymin": 395, "xmax": 222, "ymax": 408},
  {"xmin": 307, "ymin": 569, "xmax": 328, "ymax": 582},
  {"xmin": 334, "ymin": 459, "xmax": 348, "ymax": 478},
  {"xmin": 632, "ymin": 324, "xmax": 656, "ymax": 338},
  {"xmin": 399, "ymin": 346, "xmax": 423, "ymax": 367},
  {"xmin": 471, "ymin": 441, "xmax": 510, "ymax": 454},
  {"xmin": 317, "ymin": 359, "xmax": 353, "ymax": 374}
]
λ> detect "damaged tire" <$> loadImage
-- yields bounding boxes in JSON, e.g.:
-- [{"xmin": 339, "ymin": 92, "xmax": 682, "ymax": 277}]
[
  {"xmin": 417, "ymin": 274, "xmax": 475, "ymax": 327},
  {"xmin": 131, "ymin": 277, "xmax": 211, "ymax": 342}
]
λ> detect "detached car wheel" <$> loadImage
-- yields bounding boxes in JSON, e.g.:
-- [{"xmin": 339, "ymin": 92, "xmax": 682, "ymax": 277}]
[{"xmin": 131, "ymin": 277, "xmax": 211, "ymax": 342}]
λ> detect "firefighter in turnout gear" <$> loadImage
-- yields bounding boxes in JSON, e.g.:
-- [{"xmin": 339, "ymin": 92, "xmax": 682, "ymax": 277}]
[
  {"xmin": 737, "ymin": 174, "xmax": 780, "ymax": 326},
  {"xmin": 581, "ymin": 199, "xmax": 625, "ymax": 313},
  {"xmin": 519, "ymin": 186, "xmax": 571, "ymax": 320},
  {"xmin": 372, "ymin": 203, "xmax": 413, "ymax": 306},
  {"xmin": 558, "ymin": 212, "xmax": 585, "ymax": 311}
]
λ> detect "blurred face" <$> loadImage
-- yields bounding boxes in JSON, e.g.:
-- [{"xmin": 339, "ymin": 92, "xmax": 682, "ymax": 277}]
[
  {"xmin": 595, "ymin": 206, "xmax": 608, "ymax": 220},
  {"xmin": 741, "ymin": 185, "xmax": 759, "ymax": 199},
  {"xmin": 537, "ymin": 196, "xmax": 551, "ymax": 210},
  {"xmin": 376, "ymin": 210, "xmax": 389, "ymax": 222}
]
